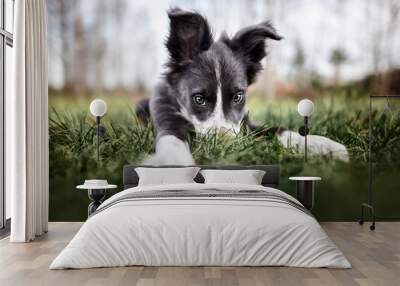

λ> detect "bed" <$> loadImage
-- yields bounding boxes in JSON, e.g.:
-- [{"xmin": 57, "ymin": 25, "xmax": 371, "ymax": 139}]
[{"xmin": 50, "ymin": 165, "xmax": 350, "ymax": 269}]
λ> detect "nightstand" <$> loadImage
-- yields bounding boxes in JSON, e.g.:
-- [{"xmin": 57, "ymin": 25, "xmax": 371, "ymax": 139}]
[
  {"xmin": 289, "ymin": 177, "xmax": 321, "ymax": 210},
  {"xmin": 77, "ymin": 180, "xmax": 117, "ymax": 216}
]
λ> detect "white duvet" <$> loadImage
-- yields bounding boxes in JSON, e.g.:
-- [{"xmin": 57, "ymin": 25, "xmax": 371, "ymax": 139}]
[{"xmin": 50, "ymin": 183, "xmax": 350, "ymax": 269}]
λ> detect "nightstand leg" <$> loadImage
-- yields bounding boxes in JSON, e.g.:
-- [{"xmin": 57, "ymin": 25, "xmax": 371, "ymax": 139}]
[
  {"xmin": 87, "ymin": 189, "xmax": 106, "ymax": 216},
  {"xmin": 296, "ymin": 181, "xmax": 314, "ymax": 210}
]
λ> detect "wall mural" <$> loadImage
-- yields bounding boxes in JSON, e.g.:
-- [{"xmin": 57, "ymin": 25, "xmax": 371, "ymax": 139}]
[{"xmin": 47, "ymin": 0, "xmax": 400, "ymax": 221}]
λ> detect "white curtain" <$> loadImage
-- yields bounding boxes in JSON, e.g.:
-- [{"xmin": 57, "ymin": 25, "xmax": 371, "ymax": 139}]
[{"xmin": 7, "ymin": 0, "xmax": 49, "ymax": 242}]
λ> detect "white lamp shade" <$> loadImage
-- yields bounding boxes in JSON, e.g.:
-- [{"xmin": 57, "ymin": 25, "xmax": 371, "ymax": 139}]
[
  {"xmin": 90, "ymin": 99, "xmax": 107, "ymax": 117},
  {"xmin": 297, "ymin": 99, "xmax": 314, "ymax": 117}
]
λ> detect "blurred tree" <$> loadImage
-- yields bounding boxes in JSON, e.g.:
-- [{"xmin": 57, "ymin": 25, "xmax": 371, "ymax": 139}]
[
  {"xmin": 330, "ymin": 48, "xmax": 347, "ymax": 86},
  {"xmin": 91, "ymin": 0, "xmax": 108, "ymax": 93},
  {"xmin": 381, "ymin": 0, "xmax": 400, "ymax": 95},
  {"xmin": 72, "ymin": 8, "xmax": 88, "ymax": 94},
  {"xmin": 364, "ymin": 0, "xmax": 400, "ymax": 95},
  {"xmin": 293, "ymin": 44, "xmax": 305, "ymax": 69},
  {"xmin": 110, "ymin": 0, "xmax": 127, "ymax": 90},
  {"xmin": 131, "ymin": 8, "xmax": 156, "ymax": 90},
  {"xmin": 291, "ymin": 41, "xmax": 306, "ymax": 87},
  {"xmin": 47, "ymin": 0, "xmax": 78, "ymax": 92}
]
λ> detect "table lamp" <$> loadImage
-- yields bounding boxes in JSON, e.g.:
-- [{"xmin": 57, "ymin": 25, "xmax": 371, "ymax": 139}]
[
  {"xmin": 90, "ymin": 99, "xmax": 107, "ymax": 161},
  {"xmin": 297, "ymin": 99, "xmax": 314, "ymax": 162}
]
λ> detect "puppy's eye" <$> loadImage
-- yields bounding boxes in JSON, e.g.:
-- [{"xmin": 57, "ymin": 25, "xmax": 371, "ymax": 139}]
[
  {"xmin": 192, "ymin": 93, "xmax": 206, "ymax": 106},
  {"xmin": 232, "ymin": 91, "xmax": 245, "ymax": 104}
]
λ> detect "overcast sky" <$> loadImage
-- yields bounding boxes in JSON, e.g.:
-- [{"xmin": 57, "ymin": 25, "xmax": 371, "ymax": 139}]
[{"xmin": 48, "ymin": 0, "xmax": 400, "ymax": 89}]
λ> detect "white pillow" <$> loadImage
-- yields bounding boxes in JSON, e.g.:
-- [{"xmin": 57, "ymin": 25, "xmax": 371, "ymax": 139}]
[
  {"xmin": 200, "ymin": 169, "xmax": 266, "ymax": 185},
  {"xmin": 135, "ymin": 167, "xmax": 200, "ymax": 186}
]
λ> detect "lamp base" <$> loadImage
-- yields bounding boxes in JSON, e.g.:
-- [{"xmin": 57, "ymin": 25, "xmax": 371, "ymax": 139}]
[
  {"xmin": 298, "ymin": 126, "xmax": 309, "ymax": 136},
  {"xmin": 87, "ymin": 189, "xmax": 106, "ymax": 216}
]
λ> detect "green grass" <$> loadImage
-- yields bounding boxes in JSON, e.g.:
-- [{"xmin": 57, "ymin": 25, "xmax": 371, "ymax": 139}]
[{"xmin": 49, "ymin": 92, "xmax": 400, "ymax": 221}]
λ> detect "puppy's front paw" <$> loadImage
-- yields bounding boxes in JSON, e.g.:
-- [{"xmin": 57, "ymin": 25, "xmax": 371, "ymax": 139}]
[
  {"xmin": 278, "ymin": 131, "xmax": 349, "ymax": 162},
  {"xmin": 307, "ymin": 135, "xmax": 349, "ymax": 162},
  {"xmin": 143, "ymin": 135, "xmax": 195, "ymax": 165},
  {"xmin": 143, "ymin": 152, "xmax": 195, "ymax": 165}
]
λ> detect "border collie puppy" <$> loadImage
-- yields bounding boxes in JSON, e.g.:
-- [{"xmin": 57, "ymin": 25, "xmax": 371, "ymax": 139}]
[{"xmin": 137, "ymin": 8, "xmax": 349, "ymax": 165}]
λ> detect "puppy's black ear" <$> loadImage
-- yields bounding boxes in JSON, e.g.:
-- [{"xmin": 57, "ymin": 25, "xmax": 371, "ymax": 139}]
[
  {"xmin": 225, "ymin": 22, "xmax": 282, "ymax": 84},
  {"xmin": 166, "ymin": 8, "xmax": 213, "ymax": 68}
]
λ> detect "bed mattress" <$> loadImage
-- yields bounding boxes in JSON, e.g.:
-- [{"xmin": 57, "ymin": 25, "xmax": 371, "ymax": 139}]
[{"xmin": 50, "ymin": 183, "xmax": 350, "ymax": 269}]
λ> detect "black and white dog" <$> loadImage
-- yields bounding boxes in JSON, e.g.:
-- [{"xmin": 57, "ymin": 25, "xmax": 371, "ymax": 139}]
[{"xmin": 137, "ymin": 8, "xmax": 348, "ymax": 165}]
